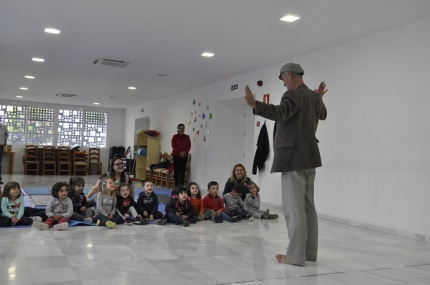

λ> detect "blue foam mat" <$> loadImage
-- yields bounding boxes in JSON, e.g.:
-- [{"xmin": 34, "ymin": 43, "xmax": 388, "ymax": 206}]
[{"xmin": 23, "ymin": 187, "xmax": 166, "ymax": 196}]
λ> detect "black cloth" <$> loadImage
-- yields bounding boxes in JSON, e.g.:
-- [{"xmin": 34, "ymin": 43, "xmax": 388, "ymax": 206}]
[
  {"xmin": 252, "ymin": 122, "xmax": 270, "ymax": 175},
  {"xmin": 222, "ymin": 177, "xmax": 251, "ymax": 200},
  {"xmin": 136, "ymin": 192, "xmax": 159, "ymax": 217},
  {"xmin": 172, "ymin": 155, "xmax": 188, "ymax": 186},
  {"xmin": 116, "ymin": 194, "xmax": 140, "ymax": 216},
  {"xmin": 69, "ymin": 192, "xmax": 89, "ymax": 213},
  {"xmin": 164, "ymin": 196, "xmax": 195, "ymax": 218}
]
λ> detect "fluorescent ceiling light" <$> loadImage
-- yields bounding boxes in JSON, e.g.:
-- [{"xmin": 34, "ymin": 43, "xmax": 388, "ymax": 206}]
[
  {"xmin": 201, "ymin": 52, "xmax": 215, "ymax": 57},
  {"xmin": 280, "ymin": 14, "xmax": 300, "ymax": 22},
  {"xmin": 16, "ymin": 95, "xmax": 23, "ymax": 98},
  {"xmin": 93, "ymin": 102, "xmax": 100, "ymax": 105},
  {"xmin": 44, "ymin": 28, "xmax": 61, "ymax": 34},
  {"xmin": 128, "ymin": 86, "xmax": 136, "ymax": 90},
  {"xmin": 25, "ymin": 75, "xmax": 35, "ymax": 79},
  {"xmin": 32, "ymin": 58, "xmax": 45, "ymax": 62},
  {"xmin": 20, "ymin": 87, "xmax": 28, "ymax": 90}
]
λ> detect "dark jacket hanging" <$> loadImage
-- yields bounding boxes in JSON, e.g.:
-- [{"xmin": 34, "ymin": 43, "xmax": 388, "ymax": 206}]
[{"xmin": 252, "ymin": 122, "xmax": 270, "ymax": 175}]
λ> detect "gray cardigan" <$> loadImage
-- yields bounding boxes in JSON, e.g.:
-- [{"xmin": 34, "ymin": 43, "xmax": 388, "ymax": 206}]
[
  {"xmin": 254, "ymin": 84, "xmax": 327, "ymax": 172},
  {"xmin": 244, "ymin": 193, "xmax": 260, "ymax": 212},
  {"xmin": 45, "ymin": 197, "xmax": 73, "ymax": 218}
]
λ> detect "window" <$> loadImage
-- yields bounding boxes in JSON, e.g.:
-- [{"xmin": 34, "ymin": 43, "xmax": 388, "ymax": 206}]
[
  {"xmin": 27, "ymin": 107, "xmax": 54, "ymax": 145},
  {"xmin": 0, "ymin": 104, "xmax": 27, "ymax": 144},
  {"xmin": 83, "ymin": 111, "xmax": 107, "ymax": 147},
  {"xmin": 58, "ymin": 109, "xmax": 83, "ymax": 146},
  {"xmin": 0, "ymin": 104, "xmax": 108, "ymax": 146}
]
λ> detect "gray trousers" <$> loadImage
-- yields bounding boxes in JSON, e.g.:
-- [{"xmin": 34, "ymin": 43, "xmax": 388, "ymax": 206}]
[{"xmin": 281, "ymin": 168, "xmax": 318, "ymax": 266}]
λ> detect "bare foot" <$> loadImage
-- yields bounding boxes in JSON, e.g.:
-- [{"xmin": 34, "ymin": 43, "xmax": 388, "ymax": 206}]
[{"xmin": 275, "ymin": 254, "xmax": 292, "ymax": 264}]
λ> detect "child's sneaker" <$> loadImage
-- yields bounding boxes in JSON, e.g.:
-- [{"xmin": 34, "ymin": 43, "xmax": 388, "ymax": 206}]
[
  {"xmin": 212, "ymin": 215, "xmax": 223, "ymax": 223},
  {"xmin": 106, "ymin": 221, "xmax": 116, "ymax": 229},
  {"xmin": 154, "ymin": 219, "xmax": 167, "ymax": 225},
  {"xmin": 248, "ymin": 216, "xmax": 254, "ymax": 221},
  {"xmin": 83, "ymin": 217, "xmax": 93, "ymax": 223},
  {"xmin": 53, "ymin": 222, "xmax": 68, "ymax": 230},
  {"xmin": 124, "ymin": 219, "xmax": 132, "ymax": 225},
  {"xmin": 229, "ymin": 216, "xmax": 241, "ymax": 222},
  {"xmin": 138, "ymin": 218, "xmax": 149, "ymax": 225},
  {"xmin": 96, "ymin": 219, "xmax": 103, "ymax": 226},
  {"xmin": 183, "ymin": 220, "xmax": 190, "ymax": 227},
  {"xmin": 31, "ymin": 216, "xmax": 42, "ymax": 222},
  {"xmin": 268, "ymin": 214, "xmax": 279, "ymax": 219},
  {"xmin": 33, "ymin": 221, "xmax": 49, "ymax": 230},
  {"xmin": 263, "ymin": 209, "xmax": 270, "ymax": 220}
]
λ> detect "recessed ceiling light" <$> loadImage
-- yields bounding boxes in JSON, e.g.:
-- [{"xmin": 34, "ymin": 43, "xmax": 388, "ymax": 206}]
[
  {"xmin": 201, "ymin": 52, "xmax": 215, "ymax": 57},
  {"xmin": 128, "ymin": 86, "xmax": 136, "ymax": 90},
  {"xmin": 25, "ymin": 75, "xmax": 35, "ymax": 79},
  {"xmin": 280, "ymin": 14, "xmax": 300, "ymax": 22},
  {"xmin": 107, "ymin": 96, "xmax": 116, "ymax": 98},
  {"xmin": 93, "ymin": 102, "xmax": 100, "ymax": 105},
  {"xmin": 32, "ymin": 58, "xmax": 45, "ymax": 62},
  {"xmin": 44, "ymin": 28, "xmax": 61, "ymax": 34},
  {"xmin": 20, "ymin": 87, "xmax": 28, "ymax": 90},
  {"xmin": 16, "ymin": 95, "xmax": 23, "ymax": 98}
]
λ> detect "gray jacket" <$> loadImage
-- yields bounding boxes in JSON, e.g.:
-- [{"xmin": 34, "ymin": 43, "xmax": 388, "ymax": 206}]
[
  {"xmin": 45, "ymin": 197, "xmax": 73, "ymax": 218},
  {"xmin": 223, "ymin": 193, "xmax": 247, "ymax": 211},
  {"xmin": 254, "ymin": 84, "xmax": 327, "ymax": 172},
  {"xmin": 244, "ymin": 193, "xmax": 260, "ymax": 212}
]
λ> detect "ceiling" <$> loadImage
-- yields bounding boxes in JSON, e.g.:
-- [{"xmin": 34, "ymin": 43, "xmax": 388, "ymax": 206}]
[{"xmin": 1, "ymin": 0, "xmax": 430, "ymax": 109}]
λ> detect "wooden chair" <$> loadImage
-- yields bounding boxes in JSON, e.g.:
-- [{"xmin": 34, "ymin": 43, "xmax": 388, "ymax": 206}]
[
  {"xmin": 24, "ymin": 145, "xmax": 39, "ymax": 175},
  {"xmin": 73, "ymin": 150, "xmax": 88, "ymax": 175},
  {"xmin": 88, "ymin": 147, "xmax": 102, "ymax": 175},
  {"xmin": 167, "ymin": 153, "xmax": 191, "ymax": 188},
  {"xmin": 57, "ymin": 146, "xmax": 71, "ymax": 175},
  {"xmin": 157, "ymin": 153, "xmax": 172, "ymax": 187},
  {"xmin": 42, "ymin": 146, "xmax": 56, "ymax": 175},
  {"xmin": 146, "ymin": 152, "xmax": 163, "ymax": 182}
]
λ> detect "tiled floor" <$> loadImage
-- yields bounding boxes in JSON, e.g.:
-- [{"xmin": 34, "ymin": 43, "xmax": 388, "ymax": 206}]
[{"xmin": 1, "ymin": 174, "xmax": 430, "ymax": 285}]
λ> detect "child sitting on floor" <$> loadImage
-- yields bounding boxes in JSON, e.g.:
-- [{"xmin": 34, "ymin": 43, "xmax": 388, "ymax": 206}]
[
  {"xmin": 223, "ymin": 183, "xmax": 253, "ymax": 221},
  {"xmin": 94, "ymin": 177, "xmax": 122, "ymax": 229},
  {"xmin": 0, "ymin": 181, "xmax": 34, "ymax": 227},
  {"xmin": 136, "ymin": 180, "xmax": 166, "ymax": 225},
  {"xmin": 68, "ymin": 176, "xmax": 93, "ymax": 223},
  {"xmin": 188, "ymin": 182, "xmax": 204, "ymax": 221},
  {"xmin": 244, "ymin": 181, "xmax": 278, "ymax": 220},
  {"xmin": 203, "ymin": 181, "xmax": 236, "ymax": 223},
  {"xmin": 116, "ymin": 183, "xmax": 143, "ymax": 225},
  {"xmin": 165, "ymin": 185, "xmax": 198, "ymax": 227},
  {"xmin": 33, "ymin": 181, "xmax": 72, "ymax": 230}
]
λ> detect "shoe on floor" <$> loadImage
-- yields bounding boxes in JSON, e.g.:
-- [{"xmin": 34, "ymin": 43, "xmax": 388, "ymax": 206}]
[
  {"xmin": 248, "ymin": 216, "xmax": 254, "ymax": 221},
  {"xmin": 229, "ymin": 216, "xmax": 241, "ymax": 222},
  {"xmin": 53, "ymin": 222, "xmax": 68, "ymax": 230},
  {"xmin": 155, "ymin": 219, "xmax": 167, "ymax": 225},
  {"xmin": 33, "ymin": 222, "xmax": 49, "ymax": 230},
  {"xmin": 139, "ymin": 218, "xmax": 149, "ymax": 225},
  {"xmin": 213, "ymin": 215, "xmax": 223, "ymax": 223},
  {"xmin": 106, "ymin": 221, "xmax": 116, "ymax": 229},
  {"xmin": 83, "ymin": 217, "xmax": 93, "ymax": 223},
  {"xmin": 133, "ymin": 218, "xmax": 141, "ymax": 224},
  {"xmin": 96, "ymin": 219, "xmax": 104, "ymax": 226},
  {"xmin": 31, "ymin": 216, "xmax": 42, "ymax": 222},
  {"xmin": 268, "ymin": 214, "xmax": 279, "ymax": 219},
  {"xmin": 263, "ymin": 209, "xmax": 269, "ymax": 220},
  {"xmin": 183, "ymin": 220, "xmax": 190, "ymax": 227},
  {"xmin": 124, "ymin": 219, "xmax": 133, "ymax": 225}
]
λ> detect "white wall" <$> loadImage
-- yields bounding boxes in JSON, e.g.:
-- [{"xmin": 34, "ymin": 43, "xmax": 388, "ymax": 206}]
[
  {"xmin": 1, "ymin": 100, "xmax": 125, "ymax": 174},
  {"xmin": 124, "ymin": 17, "xmax": 430, "ymax": 240}
]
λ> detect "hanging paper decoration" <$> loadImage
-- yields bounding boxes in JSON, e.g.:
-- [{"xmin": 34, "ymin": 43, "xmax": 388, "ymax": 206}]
[
  {"xmin": 188, "ymin": 121, "xmax": 191, "ymax": 125},
  {"xmin": 193, "ymin": 138, "xmax": 196, "ymax": 141},
  {"xmin": 198, "ymin": 114, "xmax": 201, "ymax": 118},
  {"xmin": 193, "ymin": 100, "xmax": 196, "ymax": 105},
  {"xmin": 206, "ymin": 106, "xmax": 209, "ymax": 110},
  {"xmin": 193, "ymin": 127, "xmax": 195, "ymax": 132},
  {"xmin": 198, "ymin": 103, "xmax": 201, "ymax": 106},
  {"xmin": 194, "ymin": 117, "xmax": 196, "ymax": 122},
  {"xmin": 202, "ymin": 113, "xmax": 205, "ymax": 119},
  {"xmin": 191, "ymin": 112, "xmax": 193, "ymax": 116},
  {"xmin": 196, "ymin": 130, "xmax": 200, "ymax": 135},
  {"xmin": 195, "ymin": 110, "xmax": 197, "ymax": 114},
  {"xmin": 205, "ymin": 122, "xmax": 208, "ymax": 128},
  {"xmin": 204, "ymin": 135, "xmax": 206, "ymax": 141},
  {"xmin": 209, "ymin": 113, "xmax": 213, "ymax": 120},
  {"xmin": 200, "ymin": 124, "xmax": 203, "ymax": 129}
]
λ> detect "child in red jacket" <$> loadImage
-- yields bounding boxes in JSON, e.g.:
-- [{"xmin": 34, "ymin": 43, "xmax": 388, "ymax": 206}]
[{"xmin": 203, "ymin": 181, "xmax": 236, "ymax": 223}]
